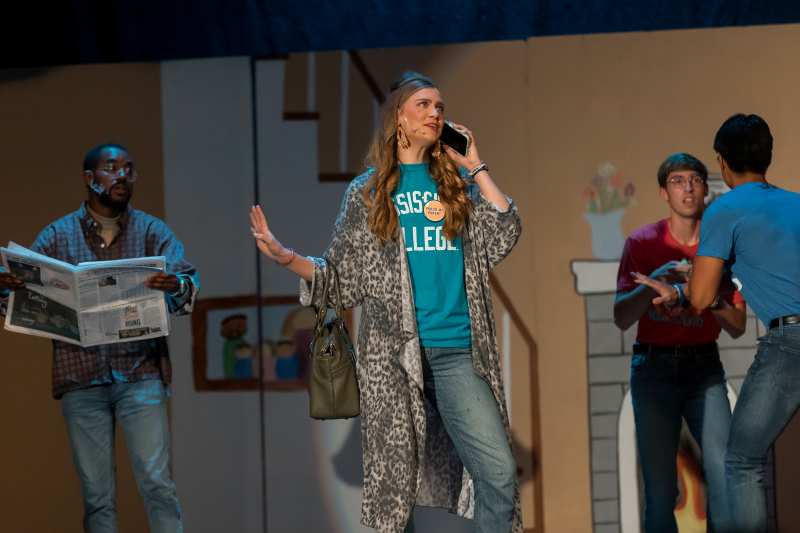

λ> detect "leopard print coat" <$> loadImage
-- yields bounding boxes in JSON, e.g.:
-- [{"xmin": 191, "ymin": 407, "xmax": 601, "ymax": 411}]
[{"xmin": 300, "ymin": 172, "xmax": 523, "ymax": 532}]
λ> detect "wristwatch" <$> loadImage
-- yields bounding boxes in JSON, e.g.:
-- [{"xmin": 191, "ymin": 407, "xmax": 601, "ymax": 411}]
[{"xmin": 170, "ymin": 276, "xmax": 187, "ymax": 297}]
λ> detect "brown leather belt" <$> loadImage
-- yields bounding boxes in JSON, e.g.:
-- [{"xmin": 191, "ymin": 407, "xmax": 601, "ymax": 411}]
[
  {"xmin": 633, "ymin": 342, "xmax": 718, "ymax": 357},
  {"xmin": 769, "ymin": 314, "xmax": 800, "ymax": 329}
]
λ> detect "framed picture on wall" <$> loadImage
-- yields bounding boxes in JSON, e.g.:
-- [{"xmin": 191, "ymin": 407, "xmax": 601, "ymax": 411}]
[{"xmin": 191, "ymin": 295, "xmax": 329, "ymax": 391}]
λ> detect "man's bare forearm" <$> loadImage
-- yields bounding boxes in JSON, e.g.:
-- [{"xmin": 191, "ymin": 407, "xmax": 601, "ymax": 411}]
[
  {"xmin": 614, "ymin": 285, "xmax": 656, "ymax": 330},
  {"xmin": 687, "ymin": 256, "xmax": 725, "ymax": 312},
  {"xmin": 711, "ymin": 301, "xmax": 747, "ymax": 338}
]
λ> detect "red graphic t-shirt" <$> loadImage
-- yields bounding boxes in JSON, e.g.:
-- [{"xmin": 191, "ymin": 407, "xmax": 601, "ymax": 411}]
[{"xmin": 616, "ymin": 218, "xmax": 744, "ymax": 346}]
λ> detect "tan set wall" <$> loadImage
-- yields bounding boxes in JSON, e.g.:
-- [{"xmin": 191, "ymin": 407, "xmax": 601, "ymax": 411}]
[{"xmin": 0, "ymin": 63, "xmax": 164, "ymax": 532}]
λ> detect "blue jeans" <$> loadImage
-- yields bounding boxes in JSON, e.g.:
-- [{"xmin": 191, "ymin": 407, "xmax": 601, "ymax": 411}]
[
  {"xmin": 61, "ymin": 380, "xmax": 183, "ymax": 533},
  {"xmin": 630, "ymin": 346, "xmax": 732, "ymax": 533},
  {"xmin": 411, "ymin": 346, "xmax": 516, "ymax": 533},
  {"xmin": 726, "ymin": 323, "xmax": 800, "ymax": 532}
]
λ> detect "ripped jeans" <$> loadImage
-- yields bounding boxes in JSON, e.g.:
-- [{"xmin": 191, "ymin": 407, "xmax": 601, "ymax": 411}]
[{"xmin": 404, "ymin": 346, "xmax": 516, "ymax": 533}]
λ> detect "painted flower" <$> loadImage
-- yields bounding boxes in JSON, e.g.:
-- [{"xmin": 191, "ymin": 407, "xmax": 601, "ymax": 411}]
[
  {"xmin": 591, "ymin": 173, "xmax": 607, "ymax": 189},
  {"xmin": 583, "ymin": 161, "xmax": 637, "ymax": 214}
]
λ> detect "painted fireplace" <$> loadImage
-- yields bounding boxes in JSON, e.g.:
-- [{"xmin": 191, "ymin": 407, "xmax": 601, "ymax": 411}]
[{"xmin": 571, "ymin": 260, "xmax": 775, "ymax": 533}]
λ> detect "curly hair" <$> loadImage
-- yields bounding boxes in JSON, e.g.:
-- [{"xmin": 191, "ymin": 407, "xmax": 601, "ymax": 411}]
[{"xmin": 361, "ymin": 71, "xmax": 472, "ymax": 242}]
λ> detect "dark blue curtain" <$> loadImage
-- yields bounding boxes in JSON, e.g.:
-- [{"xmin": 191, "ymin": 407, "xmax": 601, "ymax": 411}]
[{"xmin": 3, "ymin": 0, "xmax": 800, "ymax": 68}]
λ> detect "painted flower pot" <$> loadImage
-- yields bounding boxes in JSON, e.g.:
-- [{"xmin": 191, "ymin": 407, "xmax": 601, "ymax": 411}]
[{"xmin": 584, "ymin": 210, "xmax": 626, "ymax": 260}]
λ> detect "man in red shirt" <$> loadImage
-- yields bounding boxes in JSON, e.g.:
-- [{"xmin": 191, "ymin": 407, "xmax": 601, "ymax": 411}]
[{"xmin": 614, "ymin": 152, "xmax": 746, "ymax": 533}]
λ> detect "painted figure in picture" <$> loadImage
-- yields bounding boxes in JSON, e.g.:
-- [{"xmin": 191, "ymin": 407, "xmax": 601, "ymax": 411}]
[
  {"xmin": 221, "ymin": 313, "xmax": 253, "ymax": 379},
  {"xmin": 271, "ymin": 306, "xmax": 315, "ymax": 381},
  {"xmin": 615, "ymin": 152, "xmax": 746, "ymax": 532},
  {"xmin": 249, "ymin": 71, "xmax": 522, "ymax": 532}
]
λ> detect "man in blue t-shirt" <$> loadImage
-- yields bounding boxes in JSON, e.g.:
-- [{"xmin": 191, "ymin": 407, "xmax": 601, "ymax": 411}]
[{"xmin": 634, "ymin": 114, "xmax": 800, "ymax": 532}]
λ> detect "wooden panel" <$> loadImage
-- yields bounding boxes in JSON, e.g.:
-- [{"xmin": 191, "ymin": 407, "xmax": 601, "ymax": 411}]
[{"xmin": 282, "ymin": 53, "xmax": 310, "ymax": 113}]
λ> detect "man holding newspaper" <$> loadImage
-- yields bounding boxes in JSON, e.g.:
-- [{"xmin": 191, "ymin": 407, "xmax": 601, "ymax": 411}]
[{"xmin": 0, "ymin": 143, "xmax": 198, "ymax": 533}]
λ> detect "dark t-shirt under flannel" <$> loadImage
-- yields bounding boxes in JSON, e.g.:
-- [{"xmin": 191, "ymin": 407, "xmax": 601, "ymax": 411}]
[{"xmin": 5, "ymin": 203, "xmax": 198, "ymax": 398}]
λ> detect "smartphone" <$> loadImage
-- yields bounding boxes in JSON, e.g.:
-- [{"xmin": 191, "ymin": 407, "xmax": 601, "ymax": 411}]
[{"xmin": 440, "ymin": 121, "xmax": 470, "ymax": 157}]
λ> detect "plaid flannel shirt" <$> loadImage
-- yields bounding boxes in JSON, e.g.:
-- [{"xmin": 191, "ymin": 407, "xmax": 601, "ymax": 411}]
[{"xmin": 0, "ymin": 203, "xmax": 199, "ymax": 398}]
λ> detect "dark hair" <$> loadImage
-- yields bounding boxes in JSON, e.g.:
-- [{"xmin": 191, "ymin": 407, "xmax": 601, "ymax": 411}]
[
  {"xmin": 221, "ymin": 314, "xmax": 247, "ymax": 325},
  {"xmin": 389, "ymin": 70, "xmax": 435, "ymax": 93},
  {"xmin": 657, "ymin": 152, "xmax": 708, "ymax": 188},
  {"xmin": 713, "ymin": 114, "xmax": 772, "ymax": 174},
  {"xmin": 83, "ymin": 143, "xmax": 129, "ymax": 171}
]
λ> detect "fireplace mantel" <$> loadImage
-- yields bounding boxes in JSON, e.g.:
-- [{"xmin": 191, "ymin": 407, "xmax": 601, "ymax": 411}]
[{"xmin": 571, "ymin": 260, "xmax": 620, "ymax": 295}]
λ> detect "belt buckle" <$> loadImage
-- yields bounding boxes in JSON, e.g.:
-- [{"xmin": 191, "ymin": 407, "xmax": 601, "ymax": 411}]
[
  {"xmin": 774, "ymin": 314, "xmax": 800, "ymax": 330},
  {"xmin": 672, "ymin": 344, "xmax": 689, "ymax": 358}
]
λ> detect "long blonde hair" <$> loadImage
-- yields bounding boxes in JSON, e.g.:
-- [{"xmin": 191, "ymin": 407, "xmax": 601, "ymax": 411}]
[{"xmin": 362, "ymin": 71, "xmax": 471, "ymax": 242}]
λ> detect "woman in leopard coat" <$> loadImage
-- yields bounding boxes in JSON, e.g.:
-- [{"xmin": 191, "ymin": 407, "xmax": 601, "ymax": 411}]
[{"xmin": 251, "ymin": 71, "xmax": 522, "ymax": 533}]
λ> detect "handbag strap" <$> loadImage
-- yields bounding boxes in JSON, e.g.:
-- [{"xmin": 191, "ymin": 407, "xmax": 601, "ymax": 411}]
[
  {"xmin": 330, "ymin": 264, "xmax": 346, "ymax": 319},
  {"xmin": 313, "ymin": 261, "xmax": 347, "ymax": 337},
  {"xmin": 313, "ymin": 263, "xmax": 332, "ymax": 338}
]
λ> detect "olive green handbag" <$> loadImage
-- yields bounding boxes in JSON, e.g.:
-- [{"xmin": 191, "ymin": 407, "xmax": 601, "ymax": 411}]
[{"xmin": 309, "ymin": 264, "xmax": 360, "ymax": 419}]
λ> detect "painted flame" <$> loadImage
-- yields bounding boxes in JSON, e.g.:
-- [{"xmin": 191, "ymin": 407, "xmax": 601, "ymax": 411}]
[{"xmin": 674, "ymin": 448, "xmax": 707, "ymax": 532}]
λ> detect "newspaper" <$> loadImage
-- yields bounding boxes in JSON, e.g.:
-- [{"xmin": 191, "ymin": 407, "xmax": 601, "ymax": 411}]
[{"xmin": 1, "ymin": 242, "xmax": 170, "ymax": 347}]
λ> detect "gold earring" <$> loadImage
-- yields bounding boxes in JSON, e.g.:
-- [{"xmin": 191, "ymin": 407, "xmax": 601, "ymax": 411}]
[
  {"xmin": 431, "ymin": 141, "xmax": 442, "ymax": 159},
  {"xmin": 397, "ymin": 125, "xmax": 410, "ymax": 150}
]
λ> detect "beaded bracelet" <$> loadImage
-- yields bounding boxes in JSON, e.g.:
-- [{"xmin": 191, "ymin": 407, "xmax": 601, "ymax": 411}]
[
  {"xmin": 468, "ymin": 162, "xmax": 489, "ymax": 179},
  {"xmin": 671, "ymin": 283, "xmax": 688, "ymax": 307}
]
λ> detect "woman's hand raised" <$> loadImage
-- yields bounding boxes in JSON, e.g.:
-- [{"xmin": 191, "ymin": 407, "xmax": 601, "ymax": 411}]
[
  {"xmin": 249, "ymin": 205, "xmax": 314, "ymax": 281},
  {"xmin": 250, "ymin": 205, "xmax": 294, "ymax": 266}
]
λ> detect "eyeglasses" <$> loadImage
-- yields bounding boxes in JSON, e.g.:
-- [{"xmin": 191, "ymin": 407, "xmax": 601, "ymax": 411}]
[
  {"xmin": 666, "ymin": 175, "xmax": 705, "ymax": 188},
  {"xmin": 95, "ymin": 162, "xmax": 138, "ymax": 183}
]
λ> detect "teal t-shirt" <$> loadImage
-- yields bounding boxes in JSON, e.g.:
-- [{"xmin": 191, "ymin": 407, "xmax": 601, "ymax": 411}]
[{"xmin": 393, "ymin": 163, "xmax": 471, "ymax": 348}]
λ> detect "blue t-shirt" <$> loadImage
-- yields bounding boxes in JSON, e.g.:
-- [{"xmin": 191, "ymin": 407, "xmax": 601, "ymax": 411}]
[
  {"xmin": 393, "ymin": 163, "xmax": 472, "ymax": 348},
  {"xmin": 698, "ymin": 181, "xmax": 800, "ymax": 324}
]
